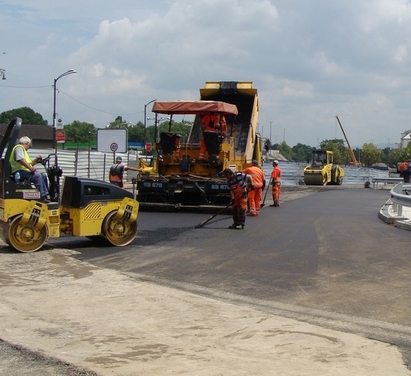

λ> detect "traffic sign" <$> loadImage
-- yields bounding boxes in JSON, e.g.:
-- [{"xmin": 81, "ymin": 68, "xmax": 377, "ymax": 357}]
[
  {"xmin": 145, "ymin": 143, "xmax": 152, "ymax": 152},
  {"xmin": 56, "ymin": 130, "xmax": 65, "ymax": 143},
  {"xmin": 110, "ymin": 142, "xmax": 118, "ymax": 152}
]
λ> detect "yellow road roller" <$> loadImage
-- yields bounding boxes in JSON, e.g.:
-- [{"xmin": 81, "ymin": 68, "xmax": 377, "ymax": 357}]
[
  {"xmin": 303, "ymin": 150, "xmax": 344, "ymax": 186},
  {"xmin": 0, "ymin": 118, "xmax": 139, "ymax": 252}
]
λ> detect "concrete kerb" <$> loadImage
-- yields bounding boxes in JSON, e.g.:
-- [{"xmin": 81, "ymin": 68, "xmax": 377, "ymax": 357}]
[{"xmin": 379, "ymin": 198, "xmax": 411, "ymax": 231}]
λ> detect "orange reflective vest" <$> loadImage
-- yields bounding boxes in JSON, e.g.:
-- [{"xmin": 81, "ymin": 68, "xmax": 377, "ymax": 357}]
[
  {"xmin": 271, "ymin": 166, "xmax": 282, "ymax": 184},
  {"xmin": 243, "ymin": 166, "xmax": 265, "ymax": 189}
]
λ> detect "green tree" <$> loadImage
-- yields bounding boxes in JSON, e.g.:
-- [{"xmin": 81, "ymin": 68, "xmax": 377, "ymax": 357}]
[
  {"xmin": 387, "ymin": 148, "xmax": 409, "ymax": 166},
  {"xmin": 106, "ymin": 116, "xmax": 133, "ymax": 129},
  {"xmin": 161, "ymin": 121, "xmax": 191, "ymax": 139},
  {"xmin": 389, "ymin": 143, "xmax": 411, "ymax": 166},
  {"xmin": 64, "ymin": 121, "xmax": 96, "ymax": 143},
  {"xmin": 278, "ymin": 141, "xmax": 293, "ymax": 160},
  {"xmin": 292, "ymin": 143, "xmax": 314, "ymax": 162},
  {"xmin": 361, "ymin": 143, "xmax": 383, "ymax": 166},
  {"xmin": 380, "ymin": 147, "xmax": 391, "ymax": 164},
  {"xmin": 128, "ymin": 121, "xmax": 145, "ymax": 143},
  {"xmin": 144, "ymin": 120, "xmax": 192, "ymax": 145},
  {"xmin": 0, "ymin": 107, "xmax": 48, "ymax": 125},
  {"xmin": 319, "ymin": 139, "xmax": 349, "ymax": 165}
]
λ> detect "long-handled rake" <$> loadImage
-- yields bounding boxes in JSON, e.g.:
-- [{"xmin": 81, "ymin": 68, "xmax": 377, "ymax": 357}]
[{"xmin": 194, "ymin": 202, "xmax": 232, "ymax": 229}]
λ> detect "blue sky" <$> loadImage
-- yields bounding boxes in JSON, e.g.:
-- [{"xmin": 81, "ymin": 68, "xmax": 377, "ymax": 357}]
[{"xmin": 1, "ymin": 0, "xmax": 411, "ymax": 148}]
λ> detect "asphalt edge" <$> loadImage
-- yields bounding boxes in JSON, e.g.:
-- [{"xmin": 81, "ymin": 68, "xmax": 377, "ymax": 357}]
[{"xmin": 379, "ymin": 198, "xmax": 411, "ymax": 231}]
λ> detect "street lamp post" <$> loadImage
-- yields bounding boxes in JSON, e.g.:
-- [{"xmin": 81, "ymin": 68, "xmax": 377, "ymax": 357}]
[
  {"xmin": 52, "ymin": 69, "xmax": 76, "ymax": 202},
  {"xmin": 144, "ymin": 99, "xmax": 157, "ymax": 157},
  {"xmin": 147, "ymin": 116, "xmax": 169, "ymax": 144},
  {"xmin": 269, "ymin": 121, "xmax": 273, "ymax": 143},
  {"xmin": 53, "ymin": 69, "xmax": 76, "ymax": 153}
]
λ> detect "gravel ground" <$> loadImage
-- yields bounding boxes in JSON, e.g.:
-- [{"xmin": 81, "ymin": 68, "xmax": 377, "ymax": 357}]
[
  {"xmin": 0, "ymin": 339, "xmax": 97, "ymax": 376},
  {"xmin": 0, "ymin": 183, "xmax": 389, "ymax": 375}
]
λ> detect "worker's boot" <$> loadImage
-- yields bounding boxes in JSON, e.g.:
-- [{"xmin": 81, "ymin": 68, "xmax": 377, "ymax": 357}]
[{"xmin": 229, "ymin": 224, "xmax": 244, "ymax": 230}]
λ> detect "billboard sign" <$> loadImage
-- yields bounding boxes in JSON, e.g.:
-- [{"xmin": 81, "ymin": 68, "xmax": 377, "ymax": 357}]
[{"xmin": 96, "ymin": 128, "xmax": 128, "ymax": 153}]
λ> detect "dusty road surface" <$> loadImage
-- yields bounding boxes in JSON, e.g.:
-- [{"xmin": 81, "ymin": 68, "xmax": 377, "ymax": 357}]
[{"xmin": 0, "ymin": 185, "xmax": 409, "ymax": 375}]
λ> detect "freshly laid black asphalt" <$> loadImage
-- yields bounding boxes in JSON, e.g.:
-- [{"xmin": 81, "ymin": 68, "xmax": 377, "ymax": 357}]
[
  {"xmin": 1, "ymin": 185, "xmax": 410, "ymax": 374},
  {"xmin": 71, "ymin": 187, "xmax": 411, "ymax": 368}
]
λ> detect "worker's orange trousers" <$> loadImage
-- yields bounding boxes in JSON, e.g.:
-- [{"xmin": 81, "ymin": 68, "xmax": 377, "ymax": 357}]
[
  {"xmin": 232, "ymin": 186, "xmax": 247, "ymax": 225},
  {"xmin": 247, "ymin": 188, "xmax": 262, "ymax": 215},
  {"xmin": 272, "ymin": 183, "xmax": 281, "ymax": 207}
]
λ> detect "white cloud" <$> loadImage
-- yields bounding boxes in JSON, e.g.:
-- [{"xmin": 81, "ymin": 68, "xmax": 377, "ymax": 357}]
[{"xmin": 1, "ymin": 0, "xmax": 411, "ymax": 146}]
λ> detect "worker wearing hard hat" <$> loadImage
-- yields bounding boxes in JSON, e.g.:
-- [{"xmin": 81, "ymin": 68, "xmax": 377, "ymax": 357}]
[
  {"xmin": 270, "ymin": 160, "xmax": 282, "ymax": 207},
  {"xmin": 243, "ymin": 159, "xmax": 265, "ymax": 216}
]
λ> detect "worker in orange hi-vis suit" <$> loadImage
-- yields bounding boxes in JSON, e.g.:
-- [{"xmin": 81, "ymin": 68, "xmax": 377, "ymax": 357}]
[
  {"xmin": 399, "ymin": 160, "xmax": 411, "ymax": 178},
  {"xmin": 270, "ymin": 160, "xmax": 282, "ymax": 207},
  {"xmin": 243, "ymin": 159, "xmax": 265, "ymax": 216},
  {"xmin": 222, "ymin": 168, "xmax": 253, "ymax": 230},
  {"xmin": 217, "ymin": 114, "xmax": 227, "ymax": 139},
  {"xmin": 198, "ymin": 114, "xmax": 217, "ymax": 161},
  {"xmin": 198, "ymin": 114, "xmax": 226, "ymax": 161}
]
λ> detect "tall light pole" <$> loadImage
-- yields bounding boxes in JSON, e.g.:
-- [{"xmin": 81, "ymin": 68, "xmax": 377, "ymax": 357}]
[
  {"xmin": 147, "ymin": 116, "xmax": 169, "ymax": 144},
  {"xmin": 53, "ymin": 69, "xmax": 76, "ymax": 152},
  {"xmin": 144, "ymin": 99, "xmax": 156, "ymax": 156},
  {"xmin": 269, "ymin": 121, "xmax": 273, "ymax": 143},
  {"xmin": 52, "ymin": 69, "xmax": 76, "ymax": 202}
]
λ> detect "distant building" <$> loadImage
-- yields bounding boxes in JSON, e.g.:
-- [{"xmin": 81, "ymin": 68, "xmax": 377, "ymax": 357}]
[{"xmin": 0, "ymin": 124, "xmax": 53, "ymax": 149}]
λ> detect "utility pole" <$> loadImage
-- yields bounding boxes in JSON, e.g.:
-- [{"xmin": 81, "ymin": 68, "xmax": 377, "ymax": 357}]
[{"xmin": 269, "ymin": 121, "xmax": 273, "ymax": 143}]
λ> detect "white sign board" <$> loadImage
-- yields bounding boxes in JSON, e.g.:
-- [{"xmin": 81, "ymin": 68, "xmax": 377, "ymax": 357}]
[{"xmin": 97, "ymin": 128, "xmax": 128, "ymax": 153}]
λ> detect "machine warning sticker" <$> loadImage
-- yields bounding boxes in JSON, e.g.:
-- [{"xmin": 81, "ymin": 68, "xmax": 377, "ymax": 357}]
[{"xmin": 23, "ymin": 192, "xmax": 41, "ymax": 199}]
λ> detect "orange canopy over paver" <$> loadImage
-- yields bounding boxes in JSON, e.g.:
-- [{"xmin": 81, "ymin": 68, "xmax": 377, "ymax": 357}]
[{"xmin": 152, "ymin": 100, "xmax": 238, "ymax": 115}]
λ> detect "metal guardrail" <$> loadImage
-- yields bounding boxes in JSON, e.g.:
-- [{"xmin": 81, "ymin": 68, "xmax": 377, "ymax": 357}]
[
  {"xmin": 390, "ymin": 182, "xmax": 411, "ymax": 217},
  {"xmin": 372, "ymin": 177, "xmax": 403, "ymax": 189},
  {"xmin": 28, "ymin": 148, "xmax": 140, "ymax": 183}
]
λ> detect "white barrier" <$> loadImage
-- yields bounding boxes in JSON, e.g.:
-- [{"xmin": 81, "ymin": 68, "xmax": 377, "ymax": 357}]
[
  {"xmin": 372, "ymin": 177, "xmax": 403, "ymax": 189},
  {"xmin": 390, "ymin": 182, "xmax": 411, "ymax": 217}
]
